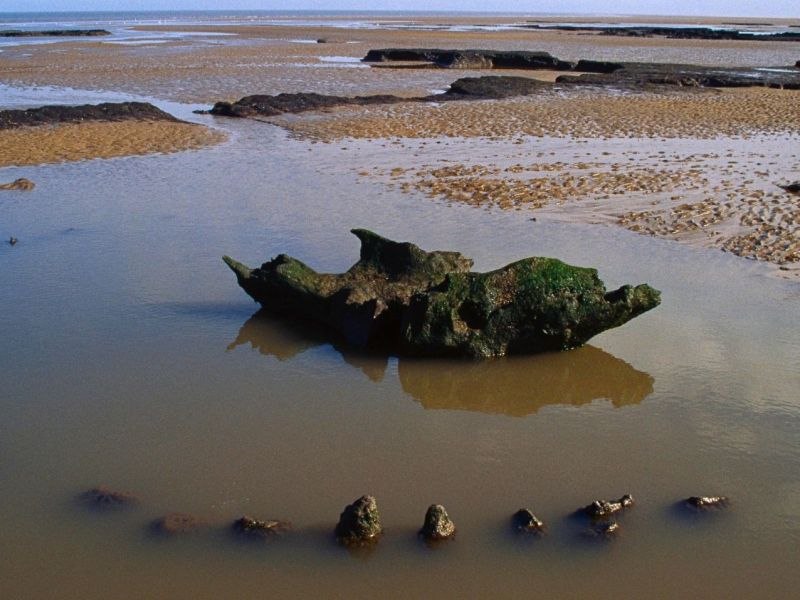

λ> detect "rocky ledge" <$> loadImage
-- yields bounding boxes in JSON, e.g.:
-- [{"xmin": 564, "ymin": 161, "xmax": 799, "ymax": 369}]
[
  {"xmin": 519, "ymin": 24, "xmax": 800, "ymax": 43},
  {"xmin": 364, "ymin": 48, "xmax": 800, "ymax": 91},
  {"xmin": 208, "ymin": 53, "xmax": 800, "ymax": 121},
  {"xmin": 363, "ymin": 48, "xmax": 578, "ymax": 70},
  {"xmin": 223, "ymin": 229, "xmax": 660, "ymax": 358},
  {"xmin": 0, "ymin": 102, "xmax": 182, "ymax": 130},
  {"xmin": 208, "ymin": 75, "xmax": 547, "ymax": 118},
  {"xmin": 557, "ymin": 62, "xmax": 800, "ymax": 91},
  {"xmin": 0, "ymin": 29, "xmax": 111, "ymax": 38}
]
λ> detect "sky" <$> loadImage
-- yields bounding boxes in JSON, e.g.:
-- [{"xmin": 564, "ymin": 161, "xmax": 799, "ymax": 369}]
[{"xmin": 1, "ymin": 1, "xmax": 798, "ymax": 18}]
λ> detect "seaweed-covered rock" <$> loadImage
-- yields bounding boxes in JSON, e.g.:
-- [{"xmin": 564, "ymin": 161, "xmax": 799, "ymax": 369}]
[
  {"xmin": 684, "ymin": 496, "xmax": 729, "ymax": 511},
  {"xmin": 419, "ymin": 504, "xmax": 456, "ymax": 541},
  {"xmin": 335, "ymin": 495, "xmax": 382, "ymax": 544},
  {"xmin": 78, "ymin": 486, "xmax": 138, "ymax": 511},
  {"xmin": 582, "ymin": 494, "xmax": 634, "ymax": 520},
  {"xmin": 232, "ymin": 516, "xmax": 291, "ymax": 540},
  {"xmin": 511, "ymin": 509, "xmax": 545, "ymax": 535},
  {"xmin": 224, "ymin": 230, "xmax": 660, "ymax": 358},
  {"xmin": 0, "ymin": 102, "xmax": 181, "ymax": 130},
  {"xmin": 0, "ymin": 178, "xmax": 35, "ymax": 191}
]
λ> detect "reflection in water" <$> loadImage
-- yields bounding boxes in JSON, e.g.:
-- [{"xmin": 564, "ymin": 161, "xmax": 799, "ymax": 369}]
[
  {"xmin": 398, "ymin": 348, "xmax": 653, "ymax": 416},
  {"xmin": 229, "ymin": 310, "xmax": 654, "ymax": 415},
  {"xmin": 227, "ymin": 309, "xmax": 388, "ymax": 382}
]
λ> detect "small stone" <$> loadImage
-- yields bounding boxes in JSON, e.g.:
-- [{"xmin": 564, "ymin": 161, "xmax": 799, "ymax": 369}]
[
  {"xmin": 232, "ymin": 516, "xmax": 291, "ymax": 540},
  {"xmin": 583, "ymin": 494, "xmax": 634, "ymax": 519},
  {"xmin": 150, "ymin": 512, "xmax": 208, "ymax": 536},
  {"xmin": 78, "ymin": 486, "xmax": 137, "ymax": 511},
  {"xmin": 335, "ymin": 495, "xmax": 382, "ymax": 544},
  {"xmin": 684, "ymin": 496, "xmax": 729, "ymax": 511},
  {"xmin": 419, "ymin": 504, "xmax": 456, "ymax": 541},
  {"xmin": 511, "ymin": 508, "xmax": 545, "ymax": 534}
]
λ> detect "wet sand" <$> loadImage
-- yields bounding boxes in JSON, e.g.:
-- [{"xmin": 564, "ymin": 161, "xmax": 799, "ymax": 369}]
[
  {"xmin": 278, "ymin": 87, "xmax": 799, "ymax": 274},
  {"xmin": 0, "ymin": 120, "xmax": 225, "ymax": 167}
]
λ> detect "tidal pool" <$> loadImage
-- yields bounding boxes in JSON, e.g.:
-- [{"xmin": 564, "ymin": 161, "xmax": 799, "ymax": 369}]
[{"xmin": 1, "ymin": 106, "xmax": 799, "ymax": 599}]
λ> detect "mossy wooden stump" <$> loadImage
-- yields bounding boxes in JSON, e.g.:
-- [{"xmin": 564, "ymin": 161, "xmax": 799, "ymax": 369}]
[{"xmin": 224, "ymin": 229, "xmax": 660, "ymax": 358}]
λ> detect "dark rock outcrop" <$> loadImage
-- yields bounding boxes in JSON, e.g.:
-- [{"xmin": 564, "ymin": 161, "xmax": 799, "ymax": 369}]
[
  {"xmin": 443, "ymin": 76, "xmax": 548, "ymax": 98},
  {"xmin": 521, "ymin": 24, "xmax": 800, "ymax": 43},
  {"xmin": 683, "ymin": 496, "xmax": 729, "ymax": 511},
  {"xmin": 362, "ymin": 48, "xmax": 574, "ymax": 70},
  {"xmin": 362, "ymin": 48, "xmax": 800, "ymax": 90},
  {"xmin": 581, "ymin": 494, "xmax": 634, "ymax": 520},
  {"xmin": 210, "ymin": 76, "xmax": 550, "ymax": 118},
  {"xmin": 209, "ymin": 54, "xmax": 799, "ymax": 121},
  {"xmin": 511, "ymin": 509, "xmax": 545, "ymax": 535},
  {"xmin": 0, "ymin": 29, "xmax": 110, "ymax": 38},
  {"xmin": 335, "ymin": 495, "xmax": 382, "ymax": 544},
  {"xmin": 232, "ymin": 516, "xmax": 291, "ymax": 540},
  {"xmin": 0, "ymin": 178, "xmax": 35, "ymax": 191},
  {"xmin": 557, "ymin": 62, "xmax": 800, "ymax": 91},
  {"xmin": 419, "ymin": 504, "xmax": 456, "ymax": 541},
  {"xmin": 0, "ymin": 102, "xmax": 181, "ymax": 130},
  {"xmin": 210, "ymin": 92, "xmax": 408, "ymax": 118},
  {"xmin": 78, "ymin": 486, "xmax": 138, "ymax": 511},
  {"xmin": 150, "ymin": 513, "xmax": 208, "ymax": 536},
  {"xmin": 223, "ymin": 229, "xmax": 660, "ymax": 358}
]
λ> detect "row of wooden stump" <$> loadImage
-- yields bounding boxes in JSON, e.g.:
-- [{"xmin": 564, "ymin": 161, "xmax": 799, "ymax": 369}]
[{"xmin": 80, "ymin": 488, "xmax": 729, "ymax": 545}]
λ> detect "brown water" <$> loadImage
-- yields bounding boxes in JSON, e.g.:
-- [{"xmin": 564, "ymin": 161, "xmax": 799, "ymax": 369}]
[
  {"xmin": 1, "ymin": 108, "xmax": 799, "ymax": 599},
  {"xmin": 2, "ymin": 21, "xmax": 800, "ymax": 591}
]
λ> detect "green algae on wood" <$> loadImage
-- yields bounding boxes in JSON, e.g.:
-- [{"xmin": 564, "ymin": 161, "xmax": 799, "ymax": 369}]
[{"xmin": 223, "ymin": 229, "xmax": 660, "ymax": 358}]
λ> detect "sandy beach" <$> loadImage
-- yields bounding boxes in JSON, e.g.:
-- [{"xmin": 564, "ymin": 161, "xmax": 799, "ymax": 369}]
[{"xmin": 0, "ymin": 120, "xmax": 225, "ymax": 167}]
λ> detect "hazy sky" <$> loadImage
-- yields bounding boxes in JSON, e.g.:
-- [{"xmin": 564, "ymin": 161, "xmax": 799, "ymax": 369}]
[{"xmin": 2, "ymin": 1, "xmax": 798, "ymax": 18}]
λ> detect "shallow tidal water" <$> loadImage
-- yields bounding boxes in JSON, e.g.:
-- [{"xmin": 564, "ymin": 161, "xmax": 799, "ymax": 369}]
[{"xmin": 1, "ymin": 94, "xmax": 800, "ymax": 599}]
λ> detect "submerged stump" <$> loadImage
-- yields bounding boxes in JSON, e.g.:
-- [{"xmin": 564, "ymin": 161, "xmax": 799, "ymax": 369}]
[
  {"xmin": 78, "ymin": 486, "xmax": 138, "ymax": 511},
  {"xmin": 683, "ymin": 496, "xmax": 730, "ymax": 512},
  {"xmin": 581, "ymin": 494, "xmax": 634, "ymax": 520},
  {"xmin": 224, "ymin": 229, "xmax": 660, "ymax": 358},
  {"xmin": 419, "ymin": 504, "xmax": 456, "ymax": 541},
  {"xmin": 335, "ymin": 495, "xmax": 382, "ymax": 545},
  {"xmin": 150, "ymin": 513, "xmax": 208, "ymax": 537},
  {"xmin": 511, "ymin": 509, "xmax": 545, "ymax": 535},
  {"xmin": 232, "ymin": 516, "xmax": 291, "ymax": 541}
]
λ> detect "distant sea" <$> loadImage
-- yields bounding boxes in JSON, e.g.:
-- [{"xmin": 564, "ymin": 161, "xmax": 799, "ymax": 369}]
[{"xmin": 0, "ymin": 10, "xmax": 795, "ymax": 49}]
